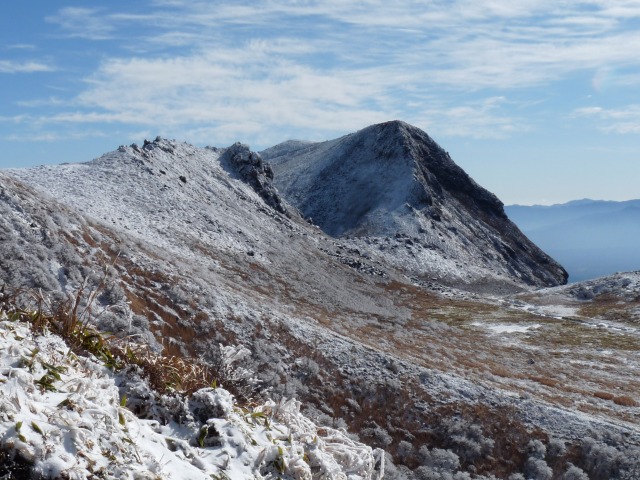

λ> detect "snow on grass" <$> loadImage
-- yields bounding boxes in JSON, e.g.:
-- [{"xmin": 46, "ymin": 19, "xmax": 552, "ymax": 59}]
[
  {"xmin": 0, "ymin": 316, "xmax": 383, "ymax": 479},
  {"xmin": 529, "ymin": 305, "xmax": 578, "ymax": 319},
  {"xmin": 471, "ymin": 321, "xmax": 541, "ymax": 334}
]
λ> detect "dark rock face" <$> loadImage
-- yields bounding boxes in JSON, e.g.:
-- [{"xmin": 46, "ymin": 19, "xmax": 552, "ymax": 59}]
[
  {"xmin": 264, "ymin": 120, "xmax": 568, "ymax": 289},
  {"xmin": 220, "ymin": 143, "xmax": 290, "ymax": 216},
  {"xmin": 399, "ymin": 122, "xmax": 568, "ymax": 287}
]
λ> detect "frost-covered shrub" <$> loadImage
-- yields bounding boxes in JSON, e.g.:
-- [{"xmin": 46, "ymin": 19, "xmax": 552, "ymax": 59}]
[
  {"xmin": 418, "ymin": 446, "xmax": 460, "ymax": 473},
  {"xmin": 414, "ymin": 465, "xmax": 447, "ymax": 479},
  {"xmin": 198, "ymin": 342, "xmax": 261, "ymax": 402},
  {"xmin": 233, "ymin": 335, "xmax": 289, "ymax": 399},
  {"xmin": 381, "ymin": 452, "xmax": 412, "ymax": 480},
  {"xmin": 562, "ymin": 464, "xmax": 589, "ymax": 480},
  {"xmin": 165, "ymin": 284, "xmax": 190, "ymax": 305},
  {"xmin": 581, "ymin": 437, "xmax": 623, "ymax": 479},
  {"xmin": 547, "ymin": 438, "xmax": 566, "ymax": 459},
  {"xmin": 397, "ymin": 440, "xmax": 414, "ymax": 461},
  {"xmin": 95, "ymin": 310, "xmax": 130, "ymax": 333},
  {"xmin": 297, "ymin": 355, "xmax": 320, "ymax": 377},
  {"xmin": 361, "ymin": 423, "xmax": 393, "ymax": 448},
  {"xmin": 190, "ymin": 387, "xmax": 234, "ymax": 423},
  {"xmin": 131, "ymin": 313, "xmax": 150, "ymax": 331},
  {"xmin": 345, "ymin": 397, "xmax": 362, "ymax": 413},
  {"xmin": 413, "ymin": 466, "xmax": 472, "ymax": 480},
  {"xmin": 436, "ymin": 418, "xmax": 494, "ymax": 464},
  {"xmin": 281, "ymin": 376, "xmax": 309, "ymax": 398},
  {"xmin": 452, "ymin": 473, "xmax": 472, "ymax": 480},
  {"xmin": 0, "ymin": 241, "xmax": 59, "ymax": 291},
  {"xmin": 97, "ymin": 281, "xmax": 126, "ymax": 305},
  {"xmin": 117, "ymin": 364, "xmax": 193, "ymax": 424},
  {"xmin": 52, "ymin": 243, "xmax": 85, "ymax": 282},
  {"xmin": 333, "ymin": 416, "xmax": 350, "ymax": 430},
  {"xmin": 524, "ymin": 457, "xmax": 552, "ymax": 480},
  {"xmin": 315, "ymin": 412, "xmax": 336, "ymax": 428},
  {"xmin": 507, "ymin": 474, "xmax": 525, "ymax": 480},
  {"xmin": 385, "ymin": 376, "xmax": 403, "ymax": 393},
  {"xmin": 526, "ymin": 439, "xmax": 547, "ymax": 460},
  {"xmin": 575, "ymin": 287, "xmax": 594, "ymax": 300}
]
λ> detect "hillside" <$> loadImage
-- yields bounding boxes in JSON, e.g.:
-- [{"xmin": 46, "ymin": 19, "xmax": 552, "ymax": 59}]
[
  {"xmin": 2, "ymin": 127, "xmax": 639, "ymax": 479},
  {"xmin": 0, "ymin": 304, "xmax": 382, "ymax": 479},
  {"xmin": 262, "ymin": 121, "xmax": 567, "ymax": 292},
  {"xmin": 506, "ymin": 199, "xmax": 640, "ymax": 281}
]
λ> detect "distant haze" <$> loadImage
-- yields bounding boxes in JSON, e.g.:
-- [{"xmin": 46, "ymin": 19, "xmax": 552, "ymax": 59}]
[{"xmin": 506, "ymin": 199, "xmax": 640, "ymax": 282}]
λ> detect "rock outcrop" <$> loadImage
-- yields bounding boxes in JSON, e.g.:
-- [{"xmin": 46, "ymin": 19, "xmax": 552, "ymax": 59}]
[{"xmin": 220, "ymin": 142, "xmax": 291, "ymax": 216}]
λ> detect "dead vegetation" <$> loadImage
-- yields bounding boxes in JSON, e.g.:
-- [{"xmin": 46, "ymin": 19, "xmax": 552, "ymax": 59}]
[{"xmin": 0, "ymin": 285, "xmax": 253, "ymax": 404}]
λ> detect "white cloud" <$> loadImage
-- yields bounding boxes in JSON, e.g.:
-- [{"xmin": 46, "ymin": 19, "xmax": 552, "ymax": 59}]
[
  {"xmin": 26, "ymin": 1, "xmax": 640, "ymax": 149},
  {"xmin": 5, "ymin": 44, "xmax": 37, "ymax": 51},
  {"xmin": 410, "ymin": 97, "xmax": 525, "ymax": 140},
  {"xmin": 16, "ymin": 97, "xmax": 65, "ymax": 108},
  {"xmin": 0, "ymin": 60, "xmax": 53, "ymax": 74},
  {"xmin": 5, "ymin": 129, "xmax": 110, "ymax": 143},
  {"xmin": 574, "ymin": 105, "xmax": 640, "ymax": 134},
  {"xmin": 44, "ymin": 1, "xmax": 640, "ymax": 91},
  {"xmin": 56, "ymin": 49, "xmax": 394, "ymax": 146},
  {"xmin": 45, "ymin": 7, "xmax": 116, "ymax": 40},
  {"xmin": 5, "ymin": 132, "xmax": 60, "ymax": 142},
  {"xmin": 0, "ymin": 114, "xmax": 31, "ymax": 124}
]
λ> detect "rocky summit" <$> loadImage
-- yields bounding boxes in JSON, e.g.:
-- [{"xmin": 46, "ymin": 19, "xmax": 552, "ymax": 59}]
[{"xmin": 263, "ymin": 120, "xmax": 568, "ymax": 292}]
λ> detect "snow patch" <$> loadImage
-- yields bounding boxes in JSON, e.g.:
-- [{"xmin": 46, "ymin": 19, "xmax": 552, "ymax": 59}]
[{"xmin": 472, "ymin": 322, "xmax": 541, "ymax": 334}]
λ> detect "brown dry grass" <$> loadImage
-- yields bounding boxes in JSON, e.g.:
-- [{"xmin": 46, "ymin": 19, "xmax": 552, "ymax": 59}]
[
  {"xmin": 425, "ymin": 402, "xmax": 549, "ymax": 477},
  {"xmin": 577, "ymin": 294, "xmax": 640, "ymax": 324},
  {"xmin": 290, "ymin": 275, "xmax": 640, "ymax": 430},
  {"xmin": 529, "ymin": 375, "xmax": 560, "ymax": 388},
  {"xmin": 613, "ymin": 395, "xmax": 638, "ymax": 407},
  {"xmin": 0, "ymin": 287, "xmax": 219, "ymax": 398},
  {"xmin": 594, "ymin": 391, "xmax": 616, "ymax": 401}
]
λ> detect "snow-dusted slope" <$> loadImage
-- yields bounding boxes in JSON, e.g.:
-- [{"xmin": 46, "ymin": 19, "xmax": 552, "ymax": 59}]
[
  {"xmin": 8, "ymin": 139, "xmax": 285, "ymax": 259},
  {"xmin": 263, "ymin": 120, "xmax": 568, "ymax": 291},
  {"xmin": 6, "ymin": 139, "xmax": 401, "ymax": 327},
  {"xmin": 0, "ymin": 316, "xmax": 383, "ymax": 479},
  {"xmin": 4, "ymin": 131, "xmax": 640, "ymax": 479}
]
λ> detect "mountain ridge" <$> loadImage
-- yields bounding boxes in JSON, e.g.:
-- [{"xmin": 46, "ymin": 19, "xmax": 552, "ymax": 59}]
[{"xmin": 3, "ymin": 123, "xmax": 639, "ymax": 479}]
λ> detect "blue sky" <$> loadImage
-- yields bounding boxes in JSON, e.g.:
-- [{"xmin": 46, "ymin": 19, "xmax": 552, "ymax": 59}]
[{"xmin": 2, "ymin": 1, "xmax": 640, "ymax": 205}]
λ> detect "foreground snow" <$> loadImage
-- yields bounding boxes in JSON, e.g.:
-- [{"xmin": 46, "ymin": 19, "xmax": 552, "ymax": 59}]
[{"xmin": 0, "ymin": 316, "xmax": 383, "ymax": 479}]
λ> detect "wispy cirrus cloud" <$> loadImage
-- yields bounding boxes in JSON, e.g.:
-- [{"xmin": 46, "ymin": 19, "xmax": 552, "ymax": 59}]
[
  {"xmin": 418, "ymin": 97, "xmax": 527, "ymax": 139},
  {"xmin": 34, "ymin": 49, "xmax": 395, "ymax": 146},
  {"xmin": 0, "ymin": 60, "xmax": 53, "ymax": 74},
  {"xmin": 45, "ymin": 7, "xmax": 116, "ymax": 40},
  {"xmin": 4, "ymin": 44, "xmax": 37, "ymax": 51},
  {"xmin": 5, "ymin": 130, "xmax": 110, "ymax": 142},
  {"xmin": 574, "ymin": 105, "xmax": 640, "ymax": 134},
  {"xmin": 45, "ymin": 1, "xmax": 640, "ymax": 90},
  {"xmin": 25, "ymin": 0, "xmax": 640, "ymax": 149}
]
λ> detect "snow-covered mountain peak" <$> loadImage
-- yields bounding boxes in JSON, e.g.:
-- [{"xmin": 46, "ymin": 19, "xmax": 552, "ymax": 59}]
[{"xmin": 263, "ymin": 120, "xmax": 567, "ymax": 289}]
